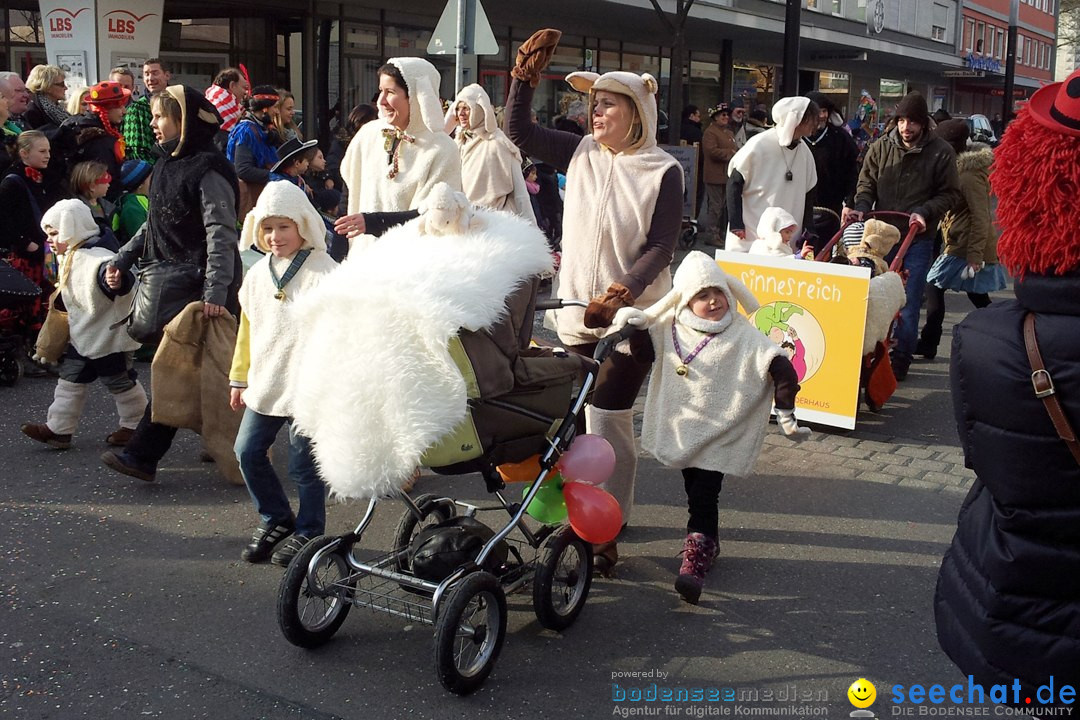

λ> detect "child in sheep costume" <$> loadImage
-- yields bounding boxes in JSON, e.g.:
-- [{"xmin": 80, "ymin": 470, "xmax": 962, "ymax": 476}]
[
  {"xmin": 340, "ymin": 57, "xmax": 461, "ymax": 218},
  {"xmin": 748, "ymin": 206, "xmax": 799, "ymax": 257},
  {"xmin": 228, "ymin": 181, "xmax": 339, "ymax": 566},
  {"xmin": 287, "ymin": 183, "xmax": 555, "ymax": 501},
  {"xmin": 20, "ymin": 199, "xmax": 146, "ymax": 450},
  {"xmin": 612, "ymin": 250, "xmax": 808, "ymax": 604},
  {"xmin": 448, "ymin": 83, "xmax": 536, "ymax": 222}
]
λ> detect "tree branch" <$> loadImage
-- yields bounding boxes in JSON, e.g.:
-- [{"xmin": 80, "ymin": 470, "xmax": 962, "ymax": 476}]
[{"xmin": 648, "ymin": 0, "xmax": 677, "ymax": 36}]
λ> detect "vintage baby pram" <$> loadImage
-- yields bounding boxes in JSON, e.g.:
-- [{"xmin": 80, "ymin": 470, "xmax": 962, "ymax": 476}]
[
  {"xmin": 275, "ymin": 208, "xmax": 631, "ymax": 693},
  {"xmin": 0, "ymin": 257, "xmax": 43, "ymax": 386},
  {"xmin": 814, "ymin": 210, "xmax": 920, "ymax": 412},
  {"xmin": 277, "ymin": 291, "xmax": 626, "ymax": 694}
]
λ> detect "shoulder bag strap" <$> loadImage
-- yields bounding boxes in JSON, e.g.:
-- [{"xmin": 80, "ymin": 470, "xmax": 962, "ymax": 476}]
[{"xmin": 1023, "ymin": 312, "xmax": 1080, "ymax": 466}]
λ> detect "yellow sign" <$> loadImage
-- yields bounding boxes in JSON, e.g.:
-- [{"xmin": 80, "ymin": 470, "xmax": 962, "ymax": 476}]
[{"xmin": 715, "ymin": 250, "xmax": 870, "ymax": 430}]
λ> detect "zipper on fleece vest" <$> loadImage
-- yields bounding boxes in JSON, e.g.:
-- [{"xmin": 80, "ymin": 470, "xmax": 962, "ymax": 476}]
[{"xmin": 589, "ymin": 155, "xmax": 619, "ymax": 298}]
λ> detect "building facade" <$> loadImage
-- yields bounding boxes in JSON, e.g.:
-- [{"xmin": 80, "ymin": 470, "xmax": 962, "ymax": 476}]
[{"xmin": 2, "ymin": 0, "xmax": 1018, "ymax": 140}]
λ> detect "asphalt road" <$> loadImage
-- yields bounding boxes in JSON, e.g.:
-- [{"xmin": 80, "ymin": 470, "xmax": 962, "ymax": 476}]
[{"xmin": 0, "ymin": 289, "xmax": 997, "ymax": 720}]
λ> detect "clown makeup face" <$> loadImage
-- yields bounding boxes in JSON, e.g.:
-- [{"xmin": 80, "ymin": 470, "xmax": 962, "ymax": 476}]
[{"xmin": 688, "ymin": 286, "xmax": 730, "ymax": 322}]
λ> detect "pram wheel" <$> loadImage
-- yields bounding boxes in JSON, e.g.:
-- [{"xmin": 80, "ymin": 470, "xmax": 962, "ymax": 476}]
[
  {"xmin": 277, "ymin": 536, "xmax": 354, "ymax": 648},
  {"xmin": 392, "ymin": 493, "xmax": 456, "ymax": 572},
  {"xmin": 532, "ymin": 526, "xmax": 592, "ymax": 631},
  {"xmin": 0, "ymin": 349, "xmax": 21, "ymax": 387},
  {"xmin": 433, "ymin": 571, "xmax": 506, "ymax": 694}
]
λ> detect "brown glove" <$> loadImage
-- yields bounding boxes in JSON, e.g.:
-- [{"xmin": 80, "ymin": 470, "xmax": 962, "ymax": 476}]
[
  {"xmin": 584, "ymin": 283, "xmax": 635, "ymax": 329},
  {"xmin": 511, "ymin": 28, "xmax": 562, "ymax": 88}
]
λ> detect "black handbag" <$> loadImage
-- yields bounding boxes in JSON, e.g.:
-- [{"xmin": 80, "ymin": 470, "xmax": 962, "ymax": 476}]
[
  {"xmin": 408, "ymin": 516, "xmax": 509, "ymax": 582},
  {"xmin": 127, "ymin": 260, "xmax": 205, "ymax": 344}
]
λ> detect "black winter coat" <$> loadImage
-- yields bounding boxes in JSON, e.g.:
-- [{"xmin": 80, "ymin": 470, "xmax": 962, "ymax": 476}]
[{"xmin": 935, "ymin": 273, "xmax": 1080, "ymax": 702}]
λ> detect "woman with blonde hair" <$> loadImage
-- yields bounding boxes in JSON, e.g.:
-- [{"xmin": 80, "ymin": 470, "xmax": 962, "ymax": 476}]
[
  {"xmin": 66, "ymin": 86, "xmax": 91, "ymax": 117},
  {"xmin": 24, "ymin": 64, "xmax": 70, "ymax": 132},
  {"xmin": 269, "ymin": 89, "xmax": 300, "ymax": 143}
]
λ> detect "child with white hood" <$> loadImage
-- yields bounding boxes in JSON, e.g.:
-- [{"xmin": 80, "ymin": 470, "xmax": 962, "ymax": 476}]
[
  {"xmin": 748, "ymin": 206, "xmax": 815, "ymax": 259},
  {"xmin": 229, "ymin": 181, "xmax": 339, "ymax": 567},
  {"xmin": 613, "ymin": 251, "xmax": 810, "ymax": 605},
  {"xmin": 726, "ymin": 96, "xmax": 819, "ymax": 252},
  {"xmin": 20, "ymin": 199, "xmax": 147, "ymax": 450}
]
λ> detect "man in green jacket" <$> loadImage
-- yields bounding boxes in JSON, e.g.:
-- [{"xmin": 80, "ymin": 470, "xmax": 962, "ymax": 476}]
[{"xmin": 844, "ymin": 91, "xmax": 961, "ymax": 380}]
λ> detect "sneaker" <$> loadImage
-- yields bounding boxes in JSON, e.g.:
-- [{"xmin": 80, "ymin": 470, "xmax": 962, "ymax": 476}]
[
  {"xmin": 105, "ymin": 427, "xmax": 135, "ymax": 446},
  {"xmin": 241, "ymin": 520, "xmax": 295, "ymax": 563},
  {"xmin": 271, "ymin": 534, "xmax": 313, "ymax": 567},
  {"xmin": 674, "ymin": 532, "xmax": 718, "ymax": 605},
  {"xmin": 101, "ymin": 450, "xmax": 157, "ymax": 482},
  {"xmin": 21, "ymin": 422, "xmax": 72, "ymax": 449}
]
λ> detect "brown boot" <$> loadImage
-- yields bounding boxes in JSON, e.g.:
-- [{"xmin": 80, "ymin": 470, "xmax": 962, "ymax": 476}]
[
  {"xmin": 105, "ymin": 427, "xmax": 135, "ymax": 446},
  {"xmin": 21, "ymin": 423, "xmax": 72, "ymax": 449}
]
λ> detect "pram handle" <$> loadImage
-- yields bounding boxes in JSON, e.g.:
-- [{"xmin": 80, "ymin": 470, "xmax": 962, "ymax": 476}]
[
  {"xmin": 594, "ymin": 325, "xmax": 637, "ymax": 364},
  {"xmin": 534, "ymin": 298, "xmax": 588, "ymax": 311},
  {"xmin": 814, "ymin": 210, "xmax": 919, "ymax": 266}
]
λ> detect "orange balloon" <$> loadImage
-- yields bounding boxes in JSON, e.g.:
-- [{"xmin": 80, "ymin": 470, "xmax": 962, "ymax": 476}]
[
  {"xmin": 563, "ymin": 481, "xmax": 622, "ymax": 544},
  {"xmin": 496, "ymin": 454, "xmax": 541, "ymax": 483}
]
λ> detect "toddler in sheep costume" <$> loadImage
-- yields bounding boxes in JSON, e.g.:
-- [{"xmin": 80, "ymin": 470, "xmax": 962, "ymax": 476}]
[{"xmin": 612, "ymin": 251, "xmax": 809, "ymax": 605}]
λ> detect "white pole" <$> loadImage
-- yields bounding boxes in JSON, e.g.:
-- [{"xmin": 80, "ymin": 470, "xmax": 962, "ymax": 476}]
[{"xmin": 455, "ymin": 0, "xmax": 466, "ymax": 93}]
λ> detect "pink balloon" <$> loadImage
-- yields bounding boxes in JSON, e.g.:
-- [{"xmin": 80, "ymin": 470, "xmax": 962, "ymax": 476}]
[
  {"xmin": 556, "ymin": 434, "xmax": 616, "ymax": 485},
  {"xmin": 563, "ymin": 481, "xmax": 622, "ymax": 544}
]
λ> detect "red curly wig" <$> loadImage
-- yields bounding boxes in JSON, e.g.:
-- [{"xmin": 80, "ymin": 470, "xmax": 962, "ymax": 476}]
[{"xmin": 991, "ymin": 105, "xmax": 1080, "ymax": 277}]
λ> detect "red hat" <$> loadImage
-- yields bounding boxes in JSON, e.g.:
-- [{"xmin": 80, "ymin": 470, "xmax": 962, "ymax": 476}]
[
  {"xmin": 86, "ymin": 80, "xmax": 131, "ymax": 109},
  {"xmin": 1027, "ymin": 67, "xmax": 1080, "ymax": 138}
]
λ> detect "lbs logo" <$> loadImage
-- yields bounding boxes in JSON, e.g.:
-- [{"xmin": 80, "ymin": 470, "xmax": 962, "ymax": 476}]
[
  {"xmin": 104, "ymin": 10, "xmax": 159, "ymax": 37},
  {"xmin": 46, "ymin": 7, "xmax": 89, "ymax": 33}
]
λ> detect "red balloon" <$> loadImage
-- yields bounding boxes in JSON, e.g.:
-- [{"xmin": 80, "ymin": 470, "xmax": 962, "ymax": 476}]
[{"xmin": 563, "ymin": 481, "xmax": 622, "ymax": 544}]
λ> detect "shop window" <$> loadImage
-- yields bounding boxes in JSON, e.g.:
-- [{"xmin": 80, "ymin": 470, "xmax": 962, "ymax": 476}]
[
  {"xmin": 879, "ymin": 78, "xmax": 906, "ymax": 116},
  {"xmin": 8, "ymin": 8, "xmax": 43, "ymax": 45},
  {"xmin": 817, "ymin": 71, "xmax": 850, "ymax": 117}
]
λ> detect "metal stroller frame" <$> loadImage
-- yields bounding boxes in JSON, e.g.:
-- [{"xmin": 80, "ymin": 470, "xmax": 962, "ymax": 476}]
[{"xmin": 276, "ymin": 298, "xmax": 632, "ymax": 695}]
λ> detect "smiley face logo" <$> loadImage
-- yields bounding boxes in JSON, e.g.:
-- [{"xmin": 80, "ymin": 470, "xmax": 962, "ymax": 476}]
[{"xmin": 848, "ymin": 678, "xmax": 876, "ymax": 708}]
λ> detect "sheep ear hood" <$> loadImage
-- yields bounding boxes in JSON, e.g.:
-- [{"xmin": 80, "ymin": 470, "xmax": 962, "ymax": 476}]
[
  {"xmin": 771, "ymin": 95, "xmax": 811, "ymax": 146},
  {"xmin": 40, "ymin": 198, "xmax": 99, "ymax": 247},
  {"xmin": 241, "ymin": 181, "xmax": 328, "ymax": 254},
  {"xmin": 445, "ymin": 83, "xmax": 497, "ymax": 138},
  {"xmin": 566, "ymin": 70, "xmax": 660, "ymax": 152},
  {"xmin": 639, "ymin": 251, "xmax": 760, "ymax": 325},
  {"xmin": 388, "ymin": 57, "xmax": 447, "ymax": 136},
  {"xmin": 756, "ymin": 207, "xmax": 797, "ymax": 240}
]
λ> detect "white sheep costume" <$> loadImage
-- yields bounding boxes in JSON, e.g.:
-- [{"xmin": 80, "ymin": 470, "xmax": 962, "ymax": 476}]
[
  {"xmin": 748, "ymin": 207, "xmax": 798, "ymax": 257},
  {"xmin": 727, "ymin": 96, "xmax": 817, "ymax": 251},
  {"xmin": 553, "ymin": 70, "xmax": 681, "ymax": 346},
  {"xmin": 233, "ymin": 181, "xmax": 339, "ymax": 418},
  {"xmin": 628, "ymin": 251, "xmax": 784, "ymax": 476},
  {"xmin": 340, "ymin": 57, "xmax": 462, "ymax": 217},
  {"xmin": 447, "ymin": 83, "xmax": 536, "ymax": 222},
  {"xmin": 287, "ymin": 199, "xmax": 554, "ymax": 500}
]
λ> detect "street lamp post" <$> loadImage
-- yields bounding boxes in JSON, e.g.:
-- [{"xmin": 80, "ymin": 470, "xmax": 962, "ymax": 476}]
[
  {"xmin": 1003, "ymin": 0, "xmax": 1019, "ymax": 128},
  {"xmin": 782, "ymin": 0, "xmax": 800, "ymax": 96}
]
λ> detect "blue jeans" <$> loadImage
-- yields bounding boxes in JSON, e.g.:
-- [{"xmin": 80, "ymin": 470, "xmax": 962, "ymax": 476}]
[
  {"xmin": 886, "ymin": 236, "xmax": 933, "ymax": 362},
  {"xmin": 234, "ymin": 408, "xmax": 325, "ymax": 538}
]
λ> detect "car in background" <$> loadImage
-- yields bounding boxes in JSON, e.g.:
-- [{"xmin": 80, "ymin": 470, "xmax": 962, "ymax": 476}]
[{"xmin": 951, "ymin": 113, "xmax": 998, "ymax": 146}]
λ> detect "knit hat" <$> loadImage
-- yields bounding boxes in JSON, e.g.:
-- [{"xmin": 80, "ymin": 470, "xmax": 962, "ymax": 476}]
[
  {"xmin": 385, "ymin": 57, "xmax": 447, "ymax": 136},
  {"xmin": 241, "ymin": 181, "xmax": 327, "ymax": 254},
  {"xmin": 270, "ymin": 136, "xmax": 318, "ymax": 173},
  {"xmin": 893, "ymin": 91, "xmax": 930, "ymax": 127},
  {"xmin": 119, "ymin": 159, "xmax": 152, "ymax": 191},
  {"xmin": 40, "ymin": 198, "xmax": 100, "ymax": 247},
  {"xmin": 847, "ymin": 218, "xmax": 900, "ymax": 276},
  {"xmin": 771, "ymin": 96, "xmax": 812, "ymax": 146},
  {"xmin": 634, "ymin": 251, "xmax": 761, "ymax": 327},
  {"xmin": 312, "ymin": 187, "xmax": 342, "ymax": 214},
  {"xmin": 935, "ymin": 118, "xmax": 970, "ymax": 154},
  {"xmin": 991, "ymin": 72, "xmax": 1080, "ymax": 277},
  {"xmin": 248, "ymin": 85, "xmax": 280, "ymax": 113},
  {"xmin": 730, "ymin": 98, "xmax": 745, "ymax": 110},
  {"xmin": 565, "ymin": 70, "xmax": 661, "ymax": 153},
  {"xmin": 806, "ymin": 90, "xmax": 843, "ymax": 127},
  {"xmin": 86, "ymin": 80, "xmax": 131, "ymax": 109}
]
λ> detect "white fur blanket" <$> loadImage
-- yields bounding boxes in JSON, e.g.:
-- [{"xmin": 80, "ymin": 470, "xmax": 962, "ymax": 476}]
[
  {"xmin": 862, "ymin": 271, "xmax": 906, "ymax": 355},
  {"xmin": 288, "ymin": 209, "xmax": 553, "ymax": 500}
]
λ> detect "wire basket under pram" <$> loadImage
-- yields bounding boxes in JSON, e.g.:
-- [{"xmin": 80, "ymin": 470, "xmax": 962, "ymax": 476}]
[{"xmin": 276, "ymin": 294, "xmax": 632, "ymax": 695}]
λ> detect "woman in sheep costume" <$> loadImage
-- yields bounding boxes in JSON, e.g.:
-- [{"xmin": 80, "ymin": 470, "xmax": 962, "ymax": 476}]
[
  {"xmin": 611, "ymin": 250, "xmax": 808, "ymax": 603},
  {"xmin": 506, "ymin": 29, "xmax": 683, "ymax": 574},
  {"xmin": 337, "ymin": 58, "xmax": 462, "ymax": 241},
  {"xmin": 448, "ymin": 83, "xmax": 535, "ymax": 222}
]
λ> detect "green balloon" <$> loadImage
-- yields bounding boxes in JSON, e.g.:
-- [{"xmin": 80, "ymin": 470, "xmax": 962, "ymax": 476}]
[{"xmin": 523, "ymin": 475, "xmax": 568, "ymax": 524}]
